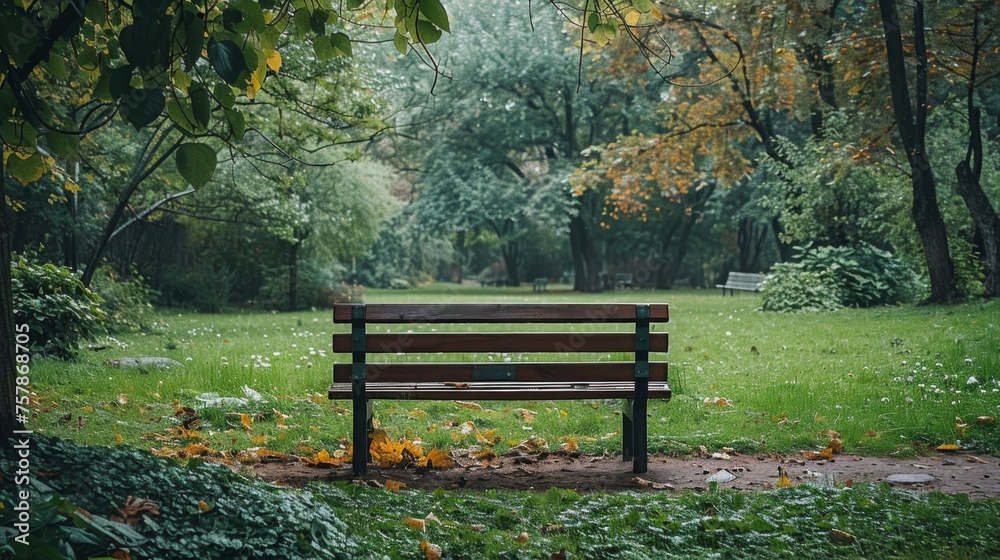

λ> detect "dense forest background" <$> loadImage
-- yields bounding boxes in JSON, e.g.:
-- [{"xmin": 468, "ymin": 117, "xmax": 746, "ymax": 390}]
[{"xmin": 6, "ymin": 0, "xmax": 1000, "ymax": 312}]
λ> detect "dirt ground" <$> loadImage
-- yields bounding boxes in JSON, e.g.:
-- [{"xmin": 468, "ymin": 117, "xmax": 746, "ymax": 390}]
[{"xmin": 253, "ymin": 450, "xmax": 1000, "ymax": 499}]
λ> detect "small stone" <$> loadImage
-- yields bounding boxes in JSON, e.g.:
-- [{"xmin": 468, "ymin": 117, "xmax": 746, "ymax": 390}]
[
  {"xmin": 707, "ymin": 469, "xmax": 737, "ymax": 484},
  {"xmin": 886, "ymin": 474, "xmax": 936, "ymax": 485}
]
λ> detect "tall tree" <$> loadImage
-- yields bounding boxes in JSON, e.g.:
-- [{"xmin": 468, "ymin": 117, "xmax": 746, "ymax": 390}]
[
  {"xmin": 877, "ymin": 0, "xmax": 961, "ymax": 302},
  {"xmin": 1, "ymin": 0, "xmax": 454, "ymax": 442}
]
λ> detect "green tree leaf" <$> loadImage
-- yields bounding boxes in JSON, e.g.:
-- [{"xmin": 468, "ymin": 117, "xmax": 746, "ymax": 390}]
[
  {"xmin": 418, "ymin": 0, "xmax": 450, "ymax": 33},
  {"xmin": 45, "ymin": 132, "xmax": 79, "ymax": 160},
  {"xmin": 175, "ymin": 143, "xmax": 218, "ymax": 189},
  {"xmin": 330, "ymin": 33, "xmax": 353, "ymax": 57},
  {"xmin": 121, "ymin": 88, "xmax": 165, "ymax": 130},
  {"xmin": 415, "ymin": 20, "xmax": 442, "ymax": 44},
  {"xmin": 393, "ymin": 31, "xmax": 409, "ymax": 55},
  {"xmin": 208, "ymin": 38, "xmax": 246, "ymax": 85},
  {"xmin": 7, "ymin": 152, "xmax": 47, "ymax": 186},
  {"xmin": 190, "ymin": 84, "xmax": 212, "ymax": 129}
]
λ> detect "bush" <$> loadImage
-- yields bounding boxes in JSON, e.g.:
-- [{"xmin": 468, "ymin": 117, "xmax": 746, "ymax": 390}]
[
  {"xmin": 761, "ymin": 265, "xmax": 843, "ymax": 313},
  {"xmin": 90, "ymin": 265, "xmax": 155, "ymax": 333},
  {"xmin": 0, "ymin": 478, "xmax": 147, "ymax": 559},
  {"xmin": 0, "ymin": 437, "xmax": 359, "ymax": 560},
  {"xmin": 762, "ymin": 244, "xmax": 920, "ymax": 312},
  {"xmin": 11, "ymin": 254, "xmax": 105, "ymax": 358}
]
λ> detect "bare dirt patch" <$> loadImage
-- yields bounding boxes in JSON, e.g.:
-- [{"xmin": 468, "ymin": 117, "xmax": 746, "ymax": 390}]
[{"xmin": 253, "ymin": 451, "xmax": 1000, "ymax": 499}]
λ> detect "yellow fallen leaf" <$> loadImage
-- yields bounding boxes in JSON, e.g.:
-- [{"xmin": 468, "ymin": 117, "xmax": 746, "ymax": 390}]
[
  {"xmin": 239, "ymin": 413, "xmax": 254, "ymax": 431},
  {"xmin": 404, "ymin": 517, "xmax": 426, "ymax": 531},
  {"xmin": 476, "ymin": 429, "xmax": 501, "ymax": 445},
  {"xmin": 385, "ymin": 479, "xmax": 407, "ymax": 493},
  {"xmin": 777, "ymin": 466, "xmax": 793, "ymax": 488},
  {"xmin": 559, "ymin": 409, "xmax": 568, "ymax": 417},
  {"xmin": 420, "ymin": 540, "xmax": 442, "ymax": 560},
  {"xmin": 937, "ymin": 443, "xmax": 960, "ymax": 452},
  {"xmin": 421, "ymin": 448, "xmax": 456, "ymax": 468},
  {"xmin": 115, "ymin": 434, "xmax": 124, "ymax": 444},
  {"xmin": 624, "ymin": 10, "xmax": 640, "ymax": 26},
  {"xmin": 561, "ymin": 437, "xmax": 579, "ymax": 452},
  {"xmin": 408, "ymin": 409, "xmax": 428, "ymax": 418},
  {"xmin": 198, "ymin": 500, "xmax": 211, "ymax": 512}
]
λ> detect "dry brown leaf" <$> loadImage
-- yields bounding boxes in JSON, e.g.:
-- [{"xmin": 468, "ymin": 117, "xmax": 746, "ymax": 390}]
[
  {"xmin": 408, "ymin": 409, "xmax": 428, "ymax": 419},
  {"xmin": 460, "ymin": 421, "xmax": 476, "ymax": 435},
  {"xmin": 964, "ymin": 455, "xmax": 989, "ymax": 464},
  {"xmin": 977, "ymin": 416, "xmax": 996, "ymax": 424},
  {"xmin": 110, "ymin": 496, "xmax": 160, "ymax": 527},
  {"xmin": 420, "ymin": 541, "xmax": 442, "ymax": 560},
  {"xmin": 385, "ymin": 480, "xmax": 407, "ymax": 493},
  {"xmin": 519, "ymin": 409, "xmax": 536, "ymax": 422},
  {"xmin": 561, "ymin": 437, "xmax": 579, "ymax": 452},
  {"xmin": 238, "ymin": 413, "xmax": 254, "ymax": 431},
  {"xmin": 551, "ymin": 549, "xmax": 568, "ymax": 560},
  {"xmin": 830, "ymin": 528, "xmax": 858, "ymax": 544},
  {"xmin": 404, "ymin": 518, "xmax": 426, "ymax": 532},
  {"xmin": 446, "ymin": 382, "xmax": 469, "ymax": 389},
  {"xmin": 631, "ymin": 476, "xmax": 653, "ymax": 487},
  {"xmin": 515, "ymin": 532, "xmax": 530, "ymax": 544},
  {"xmin": 455, "ymin": 400, "xmax": 483, "ymax": 411},
  {"xmin": 197, "ymin": 500, "xmax": 211, "ymax": 512}
]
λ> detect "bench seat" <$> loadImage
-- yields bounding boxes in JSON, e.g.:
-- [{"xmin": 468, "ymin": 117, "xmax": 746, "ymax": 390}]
[{"xmin": 330, "ymin": 381, "xmax": 672, "ymax": 400}]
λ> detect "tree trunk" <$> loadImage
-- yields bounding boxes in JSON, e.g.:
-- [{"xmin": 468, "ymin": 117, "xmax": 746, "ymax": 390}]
[
  {"xmin": 952, "ymin": 12, "xmax": 1000, "ymax": 298},
  {"xmin": 501, "ymin": 242, "xmax": 521, "ymax": 287},
  {"xmin": 1, "ymin": 155, "xmax": 24, "ymax": 444},
  {"xmin": 568, "ymin": 203, "xmax": 602, "ymax": 292},
  {"xmin": 956, "ymin": 162, "xmax": 1000, "ymax": 297},
  {"xmin": 738, "ymin": 218, "xmax": 768, "ymax": 272},
  {"xmin": 654, "ymin": 219, "xmax": 679, "ymax": 290},
  {"xmin": 878, "ymin": 0, "xmax": 960, "ymax": 303},
  {"xmin": 288, "ymin": 240, "xmax": 300, "ymax": 311},
  {"xmin": 452, "ymin": 230, "xmax": 466, "ymax": 283}
]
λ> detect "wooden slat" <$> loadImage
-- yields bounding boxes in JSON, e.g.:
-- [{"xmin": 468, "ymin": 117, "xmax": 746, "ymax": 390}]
[
  {"xmin": 329, "ymin": 381, "xmax": 671, "ymax": 401},
  {"xmin": 333, "ymin": 362, "xmax": 667, "ymax": 384},
  {"xmin": 334, "ymin": 303, "xmax": 668, "ymax": 324},
  {"xmin": 333, "ymin": 332, "xmax": 668, "ymax": 353}
]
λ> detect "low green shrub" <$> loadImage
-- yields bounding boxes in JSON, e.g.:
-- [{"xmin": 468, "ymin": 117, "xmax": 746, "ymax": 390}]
[
  {"xmin": 763, "ymin": 244, "xmax": 920, "ymax": 312},
  {"xmin": 90, "ymin": 265, "xmax": 155, "ymax": 333},
  {"xmin": 11, "ymin": 254, "xmax": 105, "ymax": 358},
  {"xmin": 0, "ymin": 477, "xmax": 147, "ymax": 559},
  {"xmin": 0, "ymin": 437, "xmax": 358, "ymax": 560},
  {"xmin": 761, "ymin": 265, "xmax": 843, "ymax": 313}
]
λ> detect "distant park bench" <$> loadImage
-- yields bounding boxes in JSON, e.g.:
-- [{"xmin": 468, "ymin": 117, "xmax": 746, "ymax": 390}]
[
  {"xmin": 532, "ymin": 277, "xmax": 548, "ymax": 291},
  {"xmin": 716, "ymin": 272, "xmax": 766, "ymax": 295},
  {"xmin": 330, "ymin": 303, "xmax": 670, "ymax": 475}
]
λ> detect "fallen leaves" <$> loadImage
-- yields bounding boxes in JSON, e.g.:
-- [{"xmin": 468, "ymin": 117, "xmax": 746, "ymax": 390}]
[
  {"xmin": 801, "ymin": 438, "xmax": 843, "ymax": 461},
  {"xmin": 420, "ymin": 540, "xmax": 442, "ymax": 560},
  {"xmin": 455, "ymin": 400, "xmax": 483, "ymax": 411},
  {"xmin": 110, "ymin": 496, "xmax": 160, "ymax": 527},
  {"xmin": 777, "ymin": 466, "xmax": 793, "ymax": 488}
]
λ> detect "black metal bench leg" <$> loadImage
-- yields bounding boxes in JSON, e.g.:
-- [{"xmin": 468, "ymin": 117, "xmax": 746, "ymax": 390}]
[
  {"xmin": 352, "ymin": 382, "xmax": 367, "ymax": 476},
  {"xmin": 622, "ymin": 399, "xmax": 634, "ymax": 462},
  {"xmin": 633, "ymin": 379, "xmax": 649, "ymax": 473}
]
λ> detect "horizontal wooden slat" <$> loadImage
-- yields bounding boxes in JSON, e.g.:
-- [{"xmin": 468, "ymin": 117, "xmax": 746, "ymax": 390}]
[
  {"xmin": 333, "ymin": 362, "xmax": 667, "ymax": 384},
  {"xmin": 333, "ymin": 332, "xmax": 668, "ymax": 353},
  {"xmin": 334, "ymin": 303, "xmax": 668, "ymax": 324},
  {"xmin": 329, "ymin": 381, "xmax": 671, "ymax": 401}
]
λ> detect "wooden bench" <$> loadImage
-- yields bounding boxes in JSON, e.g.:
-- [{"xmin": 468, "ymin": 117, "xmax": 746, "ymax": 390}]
[
  {"xmin": 716, "ymin": 272, "xmax": 765, "ymax": 295},
  {"xmin": 614, "ymin": 273, "xmax": 634, "ymax": 290},
  {"xmin": 330, "ymin": 303, "xmax": 670, "ymax": 475},
  {"xmin": 532, "ymin": 278, "xmax": 548, "ymax": 291}
]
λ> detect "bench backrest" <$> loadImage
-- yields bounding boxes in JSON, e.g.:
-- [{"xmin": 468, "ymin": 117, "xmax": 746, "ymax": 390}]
[
  {"xmin": 333, "ymin": 303, "xmax": 668, "ymax": 385},
  {"xmin": 725, "ymin": 272, "xmax": 765, "ymax": 287}
]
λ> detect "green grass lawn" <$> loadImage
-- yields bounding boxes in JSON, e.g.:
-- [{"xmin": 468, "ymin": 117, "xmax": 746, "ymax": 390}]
[
  {"xmin": 26, "ymin": 283, "xmax": 1000, "ymax": 459},
  {"xmin": 11, "ymin": 283, "xmax": 1000, "ymax": 559}
]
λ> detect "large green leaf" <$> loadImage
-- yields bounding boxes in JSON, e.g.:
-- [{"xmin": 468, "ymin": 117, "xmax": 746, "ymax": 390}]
[
  {"xmin": 190, "ymin": 84, "xmax": 212, "ymax": 129},
  {"xmin": 415, "ymin": 20, "xmax": 442, "ymax": 44},
  {"xmin": 0, "ymin": 12, "xmax": 41, "ymax": 66},
  {"xmin": 175, "ymin": 143, "xmax": 217, "ymax": 189},
  {"xmin": 121, "ymin": 87, "xmax": 165, "ymax": 130},
  {"xmin": 7, "ymin": 152, "xmax": 46, "ymax": 186},
  {"xmin": 418, "ymin": 0, "xmax": 450, "ymax": 33},
  {"xmin": 330, "ymin": 33, "xmax": 353, "ymax": 57},
  {"xmin": 109, "ymin": 65, "xmax": 135, "ymax": 101},
  {"xmin": 208, "ymin": 37, "xmax": 246, "ymax": 85},
  {"xmin": 46, "ymin": 132, "xmax": 79, "ymax": 160}
]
